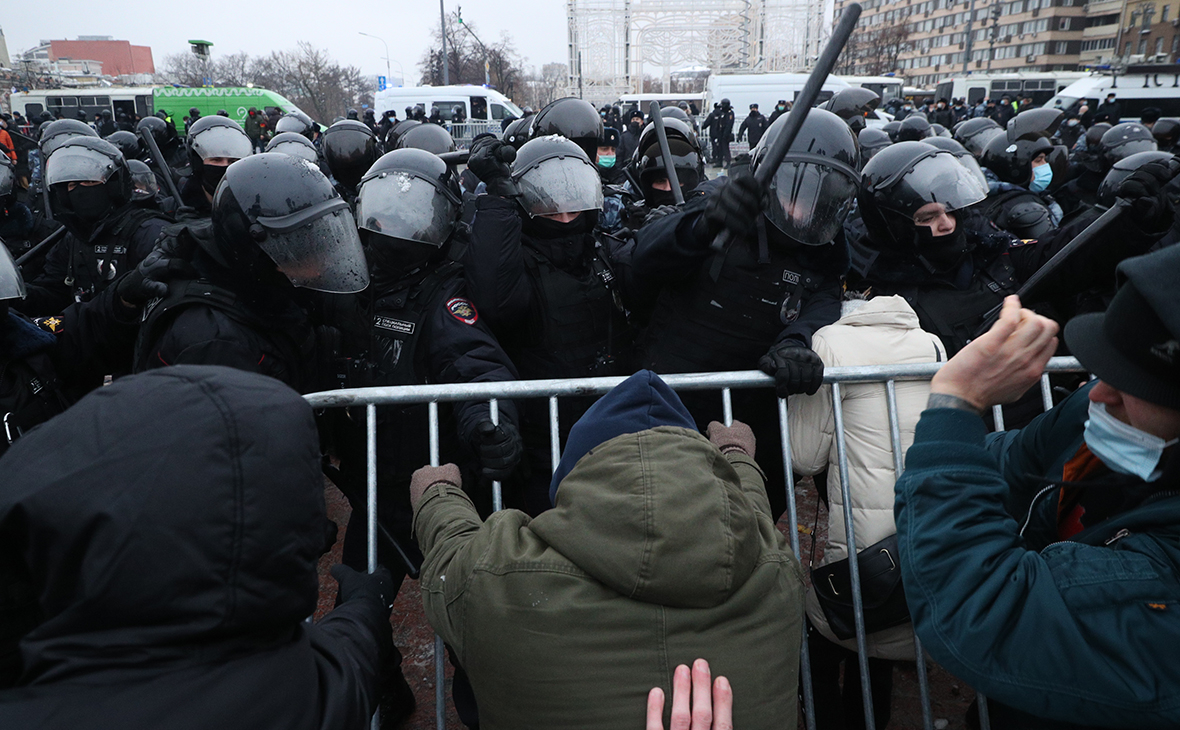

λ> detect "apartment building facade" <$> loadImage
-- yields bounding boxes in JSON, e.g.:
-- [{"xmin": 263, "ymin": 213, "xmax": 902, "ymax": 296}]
[{"xmin": 835, "ymin": 0, "xmax": 1088, "ymax": 87}]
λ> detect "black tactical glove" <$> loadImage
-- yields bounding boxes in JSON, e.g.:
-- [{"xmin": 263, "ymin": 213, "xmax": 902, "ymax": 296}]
[
  {"xmin": 331, "ymin": 563, "xmax": 396, "ymax": 614},
  {"xmin": 1115, "ymin": 158, "xmax": 1179, "ymax": 233},
  {"xmin": 758, "ymin": 340, "xmax": 825, "ymax": 397},
  {"xmin": 693, "ymin": 174, "xmax": 764, "ymax": 244},
  {"xmin": 471, "ymin": 419, "xmax": 523, "ymax": 481},
  {"xmin": 642, "ymin": 204, "xmax": 680, "ymax": 227},
  {"xmin": 113, "ymin": 234, "xmax": 197, "ymax": 306},
  {"xmin": 468, "ymin": 136, "xmax": 518, "ymax": 198}
]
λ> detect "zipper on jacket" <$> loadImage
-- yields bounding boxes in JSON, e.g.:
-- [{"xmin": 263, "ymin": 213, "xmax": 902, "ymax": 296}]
[
  {"xmin": 1104, "ymin": 528, "xmax": 1131, "ymax": 546},
  {"xmin": 1019, "ymin": 484, "xmax": 1059, "ymax": 537}
]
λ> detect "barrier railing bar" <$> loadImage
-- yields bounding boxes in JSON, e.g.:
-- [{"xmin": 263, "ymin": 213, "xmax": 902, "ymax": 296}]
[
  {"xmin": 490, "ymin": 399, "xmax": 502, "ymax": 513},
  {"xmin": 304, "ymin": 358, "xmax": 1084, "ymax": 407},
  {"xmin": 1040, "ymin": 373, "xmax": 1054, "ymax": 413},
  {"xmin": 778, "ymin": 397, "xmax": 816, "ymax": 730},
  {"xmin": 428, "ymin": 402, "xmax": 446, "ymax": 730},
  {"xmin": 978, "ymin": 691, "xmax": 991, "ymax": 730},
  {"xmin": 367, "ymin": 404, "xmax": 380, "ymax": 730},
  {"xmin": 831, "ymin": 383, "xmax": 876, "ymax": 730},
  {"xmin": 721, "ymin": 387, "xmax": 733, "ymax": 426},
  {"xmin": 991, "ymin": 404, "xmax": 1006, "ymax": 432},
  {"xmin": 885, "ymin": 380, "xmax": 934, "ymax": 730},
  {"xmin": 548, "ymin": 397, "xmax": 560, "ymax": 475}
]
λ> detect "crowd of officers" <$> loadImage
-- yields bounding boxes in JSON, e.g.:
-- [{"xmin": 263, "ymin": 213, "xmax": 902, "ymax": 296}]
[{"xmin": 0, "ymin": 81, "xmax": 1177, "ymax": 723}]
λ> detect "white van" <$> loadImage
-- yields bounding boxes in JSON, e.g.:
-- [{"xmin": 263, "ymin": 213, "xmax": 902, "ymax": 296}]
[
  {"xmin": 704, "ymin": 73, "xmax": 851, "ymax": 118},
  {"xmin": 372, "ymin": 85, "xmax": 524, "ymax": 124},
  {"xmin": 839, "ymin": 75, "xmax": 906, "ymax": 105},
  {"xmin": 1043, "ymin": 69, "xmax": 1180, "ymax": 118}
]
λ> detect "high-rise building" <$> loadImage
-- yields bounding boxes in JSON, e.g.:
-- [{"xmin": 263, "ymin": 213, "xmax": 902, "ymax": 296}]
[
  {"xmin": 1118, "ymin": 0, "xmax": 1180, "ymax": 62},
  {"xmin": 833, "ymin": 0, "xmax": 1088, "ymax": 87}
]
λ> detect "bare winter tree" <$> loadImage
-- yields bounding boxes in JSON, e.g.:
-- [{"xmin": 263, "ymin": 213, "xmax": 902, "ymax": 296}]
[
  {"xmin": 835, "ymin": 25, "xmax": 911, "ymax": 76},
  {"xmin": 521, "ymin": 62, "xmax": 568, "ymax": 110},
  {"xmin": 418, "ymin": 11, "xmax": 527, "ymax": 100}
]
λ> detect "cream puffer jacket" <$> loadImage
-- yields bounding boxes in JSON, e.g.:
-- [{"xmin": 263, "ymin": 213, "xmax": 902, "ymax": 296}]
[{"xmin": 788, "ymin": 295, "xmax": 945, "ymax": 660}]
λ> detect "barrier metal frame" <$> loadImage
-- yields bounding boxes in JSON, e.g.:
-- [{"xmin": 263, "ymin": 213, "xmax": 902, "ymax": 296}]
[{"xmin": 305, "ymin": 356, "xmax": 1086, "ymax": 730}]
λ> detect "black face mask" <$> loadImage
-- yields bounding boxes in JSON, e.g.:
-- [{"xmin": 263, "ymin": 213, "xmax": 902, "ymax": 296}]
[
  {"xmin": 362, "ymin": 230, "xmax": 439, "ymax": 278},
  {"xmin": 629, "ymin": 122, "xmax": 641, "ymax": 134},
  {"xmin": 645, "ymin": 186, "xmax": 676, "ymax": 208},
  {"xmin": 201, "ymin": 163, "xmax": 229, "ymax": 195},
  {"xmin": 67, "ymin": 183, "xmax": 111, "ymax": 224},
  {"xmin": 522, "ymin": 212, "xmax": 595, "ymax": 269},
  {"xmin": 915, "ymin": 225, "xmax": 973, "ymax": 273}
]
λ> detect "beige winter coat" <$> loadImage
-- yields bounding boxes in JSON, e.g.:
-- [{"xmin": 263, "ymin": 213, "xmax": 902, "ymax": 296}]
[{"xmin": 788, "ymin": 295, "xmax": 945, "ymax": 660}]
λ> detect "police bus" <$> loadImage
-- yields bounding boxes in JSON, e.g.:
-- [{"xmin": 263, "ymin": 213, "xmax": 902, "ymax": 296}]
[
  {"xmin": 1043, "ymin": 65, "xmax": 1180, "ymax": 117},
  {"xmin": 932, "ymin": 72, "xmax": 1092, "ymax": 106},
  {"xmin": 10, "ymin": 86, "xmax": 303, "ymax": 134}
]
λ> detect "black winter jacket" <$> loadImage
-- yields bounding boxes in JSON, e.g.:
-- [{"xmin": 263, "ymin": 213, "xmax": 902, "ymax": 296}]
[{"xmin": 0, "ymin": 366, "xmax": 390, "ymax": 729}]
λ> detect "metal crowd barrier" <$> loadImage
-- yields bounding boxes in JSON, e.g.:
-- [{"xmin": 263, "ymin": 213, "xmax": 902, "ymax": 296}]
[
  {"xmin": 303, "ymin": 356, "xmax": 1086, "ymax": 730},
  {"xmin": 445, "ymin": 120, "xmax": 503, "ymax": 148}
]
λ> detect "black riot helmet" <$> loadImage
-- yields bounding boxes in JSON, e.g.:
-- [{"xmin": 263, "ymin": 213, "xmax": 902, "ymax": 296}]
[
  {"xmin": 104, "ymin": 130, "xmax": 143, "ymax": 161},
  {"xmin": 321, "ymin": 120, "xmax": 378, "ymax": 190},
  {"xmin": 38, "ymin": 118, "xmax": 99, "ymax": 157},
  {"xmin": 857, "ymin": 141, "xmax": 989, "ymax": 270},
  {"xmin": 45, "ymin": 136, "xmax": 133, "ymax": 227},
  {"xmin": 356, "ymin": 148, "xmax": 462, "ymax": 272},
  {"xmin": 396, "ymin": 123, "xmax": 456, "ymax": 155},
  {"xmin": 1150, "ymin": 118, "xmax": 1180, "ymax": 152},
  {"xmin": 858, "ymin": 127, "xmax": 891, "ymax": 163},
  {"xmin": 0, "ymin": 244, "xmax": 27, "ymax": 305},
  {"xmin": 1097, "ymin": 150, "xmax": 1176, "ymax": 208},
  {"xmin": 384, "ymin": 119, "xmax": 422, "ymax": 150},
  {"xmin": 821, "ymin": 87, "xmax": 880, "ymax": 134},
  {"xmin": 346, "ymin": 108, "xmax": 359, "ymax": 120},
  {"xmin": 209, "ymin": 153, "xmax": 369, "ymax": 293},
  {"xmin": 720, "ymin": 98, "xmax": 731, "ymax": 109},
  {"xmin": 189, "ymin": 107, "xmax": 201, "ymax": 119},
  {"xmin": 632, "ymin": 117, "xmax": 703, "ymax": 206},
  {"xmin": 929, "ymin": 123, "xmax": 951, "ymax": 138},
  {"xmin": 1006, "ymin": 107, "xmax": 1062, "ymax": 142},
  {"xmin": 750, "ymin": 108, "xmax": 861, "ymax": 245},
  {"xmin": 1099, "ymin": 122, "xmax": 1158, "ymax": 167},
  {"xmin": 881, "ymin": 120, "xmax": 902, "ymax": 143},
  {"xmin": 187, "ymin": 115, "xmax": 253, "ymax": 196},
  {"xmin": 953, "ymin": 117, "xmax": 1003, "ymax": 158},
  {"xmin": 126, "ymin": 159, "xmax": 160, "ymax": 202},
  {"xmin": 1085, "ymin": 122, "xmax": 1112, "ymax": 147},
  {"xmin": 529, "ymin": 97, "xmax": 604, "ymax": 161},
  {"xmin": 0, "ymin": 155, "xmax": 16, "ymax": 204},
  {"xmin": 981, "ymin": 132, "xmax": 1067, "ymax": 189},
  {"xmin": 265, "ymin": 132, "xmax": 320, "ymax": 163},
  {"xmin": 275, "ymin": 110, "xmax": 317, "ymax": 141},
  {"xmin": 137, "ymin": 115, "xmax": 173, "ymax": 148},
  {"xmin": 660, "ymin": 106, "xmax": 692, "ymax": 125},
  {"xmin": 895, "ymin": 115, "xmax": 932, "ymax": 142},
  {"xmin": 503, "ymin": 115, "xmax": 534, "ymax": 149},
  {"xmin": 512, "ymin": 135, "xmax": 604, "ymax": 218}
]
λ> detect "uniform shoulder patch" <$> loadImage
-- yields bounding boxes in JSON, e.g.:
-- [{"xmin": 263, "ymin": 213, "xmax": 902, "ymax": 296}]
[
  {"xmin": 1010, "ymin": 238, "xmax": 1038, "ymax": 248},
  {"xmin": 446, "ymin": 298, "xmax": 479, "ymax": 325},
  {"xmin": 35, "ymin": 316, "xmax": 64, "ymax": 335}
]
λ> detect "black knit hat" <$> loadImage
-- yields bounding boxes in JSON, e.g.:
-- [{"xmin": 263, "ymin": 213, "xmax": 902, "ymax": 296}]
[{"xmin": 1064, "ymin": 245, "xmax": 1180, "ymax": 409}]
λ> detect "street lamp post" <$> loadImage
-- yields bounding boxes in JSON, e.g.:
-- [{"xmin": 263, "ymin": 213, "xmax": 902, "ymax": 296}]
[{"xmin": 358, "ymin": 32, "xmax": 391, "ymax": 85}]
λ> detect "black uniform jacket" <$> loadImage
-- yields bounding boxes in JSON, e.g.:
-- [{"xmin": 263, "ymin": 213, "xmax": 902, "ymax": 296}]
[{"xmin": 0, "ymin": 366, "xmax": 391, "ymax": 729}]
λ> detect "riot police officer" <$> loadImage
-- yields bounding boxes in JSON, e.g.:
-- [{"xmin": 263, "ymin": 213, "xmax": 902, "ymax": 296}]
[
  {"xmin": 16, "ymin": 137, "xmax": 172, "ymax": 316},
  {"xmin": 331, "ymin": 148, "xmax": 523, "ymax": 586},
  {"xmin": 265, "ymin": 131, "xmax": 320, "ymax": 163},
  {"xmin": 320, "ymin": 119, "xmax": 378, "ymax": 205},
  {"xmin": 463, "ymin": 134, "xmax": 636, "ymax": 515},
  {"xmin": 136, "ymin": 115, "xmax": 187, "ymax": 175},
  {"xmin": 396, "ymin": 123, "xmax": 456, "ymax": 155},
  {"xmin": 600, "ymin": 116, "xmax": 704, "ymax": 233},
  {"xmin": 631, "ymin": 108, "xmax": 858, "ymax": 517},
  {"xmin": 528, "ymin": 97, "xmax": 604, "ymax": 162},
  {"xmin": 274, "ymin": 110, "xmax": 318, "ymax": 142},
  {"xmin": 952, "ymin": 117, "xmax": 1003, "ymax": 159},
  {"xmin": 979, "ymin": 109, "xmax": 1069, "ymax": 238},
  {"xmin": 0, "ymin": 156, "xmax": 34, "ymax": 257},
  {"xmin": 821, "ymin": 87, "xmax": 881, "ymax": 136},
  {"xmin": 179, "ymin": 116, "xmax": 253, "ymax": 217},
  {"xmin": 135, "ymin": 153, "xmax": 369, "ymax": 393},
  {"xmin": 858, "ymin": 127, "xmax": 891, "ymax": 163}
]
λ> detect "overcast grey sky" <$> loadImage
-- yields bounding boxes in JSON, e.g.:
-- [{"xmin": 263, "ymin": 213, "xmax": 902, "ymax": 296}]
[{"xmin": 4, "ymin": 1, "xmax": 569, "ymax": 84}]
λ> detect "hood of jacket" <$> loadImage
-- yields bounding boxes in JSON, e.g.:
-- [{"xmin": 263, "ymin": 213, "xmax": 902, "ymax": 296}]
[
  {"xmin": 835, "ymin": 294, "xmax": 924, "ymax": 329},
  {"xmin": 0, "ymin": 365, "xmax": 326, "ymax": 684},
  {"xmin": 531, "ymin": 371, "xmax": 763, "ymax": 609}
]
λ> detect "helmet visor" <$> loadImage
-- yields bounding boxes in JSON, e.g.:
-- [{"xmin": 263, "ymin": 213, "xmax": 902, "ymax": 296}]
[
  {"xmin": 874, "ymin": 150, "xmax": 989, "ymax": 218},
  {"xmin": 191, "ymin": 125, "xmax": 253, "ymax": 162},
  {"xmin": 766, "ymin": 160, "xmax": 859, "ymax": 245},
  {"xmin": 45, "ymin": 146, "xmax": 118, "ymax": 186},
  {"xmin": 0, "ymin": 245, "xmax": 26, "ymax": 301},
  {"xmin": 516, "ymin": 156, "xmax": 604, "ymax": 217},
  {"xmin": 268, "ymin": 140, "xmax": 319, "ymax": 164},
  {"xmin": 1110, "ymin": 138, "xmax": 1158, "ymax": 163},
  {"xmin": 0, "ymin": 162, "xmax": 14, "ymax": 197},
  {"xmin": 130, "ymin": 168, "xmax": 159, "ymax": 200},
  {"xmin": 256, "ymin": 203, "xmax": 370, "ymax": 293},
  {"xmin": 953, "ymin": 152, "xmax": 989, "ymax": 194},
  {"xmin": 357, "ymin": 172, "xmax": 456, "ymax": 247}
]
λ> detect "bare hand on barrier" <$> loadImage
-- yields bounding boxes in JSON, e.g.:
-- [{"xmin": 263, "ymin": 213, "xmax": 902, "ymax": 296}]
[
  {"xmin": 930, "ymin": 295, "xmax": 1058, "ymax": 411},
  {"xmin": 707, "ymin": 420, "xmax": 756, "ymax": 459},
  {"xmin": 409, "ymin": 463, "xmax": 462, "ymax": 508},
  {"xmin": 646, "ymin": 659, "xmax": 734, "ymax": 730}
]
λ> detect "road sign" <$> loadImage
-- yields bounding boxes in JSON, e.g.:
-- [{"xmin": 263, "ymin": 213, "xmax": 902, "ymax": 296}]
[{"xmin": 378, "ymin": 75, "xmax": 387, "ymax": 91}]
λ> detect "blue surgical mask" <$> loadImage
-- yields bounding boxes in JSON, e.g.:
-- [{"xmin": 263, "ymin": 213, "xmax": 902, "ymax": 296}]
[
  {"xmin": 1084, "ymin": 401, "xmax": 1178, "ymax": 482},
  {"xmin": 1030, "ymin": 163, "xmax": 1053, "ymax": 192},
  {"xmin": 598, "ymin": 155, "xmax": 616, "ymax": 169}
]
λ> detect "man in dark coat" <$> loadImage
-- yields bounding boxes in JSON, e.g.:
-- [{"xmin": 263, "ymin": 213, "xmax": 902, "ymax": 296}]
[
  {"xmin": 0, "ymin": 365, "xmax": 398, "ymax": 729},
  {"xmin": 1094, "ymin": 93, "xmax": 1123, "ymax": 124},
  {"xmin": 737, "ymin": 103, "xmax": 770, "ymax": 148}
]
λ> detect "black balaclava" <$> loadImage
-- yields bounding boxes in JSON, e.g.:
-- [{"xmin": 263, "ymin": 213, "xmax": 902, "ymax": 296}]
[
  {"xmin": 915, "ymin": 224, "xmax": 973, "ymax": 273},
  {"xmin": 522, "ymin": 211, "xmax": 597, "ymax": 270},
  {"xmin": 67, "ymin": 184, "xmax": 112, "ymax": 224},
  {"xmin": 362, "ymin": 230, "xmax": 439, "ymax": 282},
  {"xmin": 201, "ymin": 163, "xmax": 229, "ymax": 196}
]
